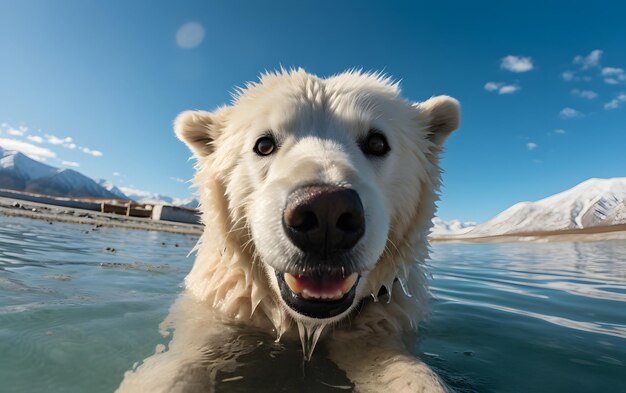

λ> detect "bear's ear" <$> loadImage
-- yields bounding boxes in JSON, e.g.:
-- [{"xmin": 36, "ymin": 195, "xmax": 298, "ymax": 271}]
[
  {"xmin": 414, "ymin": 96, "xmax": 460, "ymax": 146},
  {"xmin": 174, "ymin": 110, "xmax": 220, "ymax": 158}
]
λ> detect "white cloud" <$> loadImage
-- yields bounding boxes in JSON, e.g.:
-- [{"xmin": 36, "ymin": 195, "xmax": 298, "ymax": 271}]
[
  {"xmin": 41, "ymin": 134, "xmax": 76, "ymax": 149},
  {"xmin": 526, "ymin": 142, "xmax": 538, "ymax": 150},
  {"xmin": 559, "ymin": 107, "xmax": 583, "ymax": 118},
  {"xmin": 113, "ymin": 172, "xmax": 121, "ymax": 177},
  {"xmin": 6, "ymin": 126, "xmax": 27, "ymax": 136},
  {"xmin": 45, "ymin": 134, "xmax": 72, "ymax": 144},
  {"xmin": 27, "ymin": 135, "xmax": 44, "ymax": 143},
  {"xmin": 573, "ymin": 49, "xmax": 603, "ymax": 70},
  {"xmin": 2, "ymin": 123, "xmax": 80, "ymax": 156},
  {"xmin": 176, "ymin": 22, "xmax": 205, "ymax": 49},
  {"xmin": 602, "ymin": 67, "xmax": 623, "ymax": 76},
  {"xmin": 61, "ymin": 160, "xmax": 80, "ymax": 168},
  {"xmin": 118, "ymin": 186, "xmax": 153, "ymax": 199},
  {"xmin": 484, "ymin": 81, "xmax": 520, "ymax": 95},
  {"xmin": 553, "ymin": 129, "xmax": 566, "ymax": 134},
  {"xmin": 562, "ymin": 50, "xmax": 603, "ymax": 82},
  {"xmin": 604, "ymin": 93, "xmax": 626, "ymax": 110},
  {"xmin": 484, "ymin": 82, "xmax": 500, "ymax": 91},
  {"xmin": 45, "ymin": 134, "xmax": 64, "ymax": 145},
  {"xmin": 601, "ymin": 67, "xmax": 626, "ymax": 84},
  {"xmin": 500, "ymin": 55, "xmax": 534, "ymax": 73},
  {"xmin": 571, "ymin": 89, "xmax": 598, "ymax": 99},
  {"xmin": 170, "ymin": 177, "xmax": 187, "ymax": 183},
  {"xmin": 0, "ymin": 138, "xmax": 56, "ymax": 160},
  {"xmin": 498, "ymin": 84, "xmax": 520, "ymax": 94},
  {"xmin": 562, "ymin": 71, "xmax": 575, "ymax": 81},
  {"xmin": 80, "ymin": 147, "xmax": 103, "ymax": 157}
]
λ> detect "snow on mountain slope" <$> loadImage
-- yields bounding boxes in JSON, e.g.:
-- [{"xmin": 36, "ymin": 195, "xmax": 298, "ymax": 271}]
[
  {"xmin": 430, "ymin": 218, "xmax": 477, "ymax": 236},
  {"xmin": 97, "ymin": 179, "xmax": 130, "ymax": 200},
  {"xmin": 0, "ymin": 146, "xmax": 198, "ymax": 206},
  {"xmin": 0, "ymin": 147, "xmax": 57, "ymax": 181},
  {"xmin": 466, "ymin": 178, "xmax": 626, "ymax": 237},
  {"xmin": 25, "ymin": 169, "xmax": 120, "ymax": 199},
  {"xmin": 178, "ymin": 198, "xmax": 199, "ymax": 209},
  {"xmin": 119, "ymin": 187, "xmax": 174, "ymax": 205},
  {"xmin": 603, "ymin": 202, "xmax": 626, "ymax": 226},
  {"xmin": 117, "ymin": 186, "xmax": 198, "ymax": 207},
  {"xmin": 0, "ymin": 147, "xmax": 120, "ymax": 199}
]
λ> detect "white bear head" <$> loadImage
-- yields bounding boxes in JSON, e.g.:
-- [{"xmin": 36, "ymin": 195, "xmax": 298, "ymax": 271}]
[{"xmin": 175, "ymin": 69, "xmax": 459, "ymax": 330}]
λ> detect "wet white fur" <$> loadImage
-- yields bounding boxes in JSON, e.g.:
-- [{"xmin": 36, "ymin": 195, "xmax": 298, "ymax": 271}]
[{"xmin": 118, "ymin": 69, "xmax": 460, "ymax": 393}]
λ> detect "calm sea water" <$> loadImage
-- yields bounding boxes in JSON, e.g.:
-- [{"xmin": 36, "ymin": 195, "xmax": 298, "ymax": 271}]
[{"xmin": 0, "ymin": 215, "xmax": 625, "ymax": 393}]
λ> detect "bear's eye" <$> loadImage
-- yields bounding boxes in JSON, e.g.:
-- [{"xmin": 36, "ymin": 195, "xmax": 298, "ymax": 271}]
[
  {"xmin": 254, "ymin": 136, "xmax": 276, "ymax": 156},
  {"xmin": 361, "ymin": 131, "xmax": 390, "ymax": 157}
]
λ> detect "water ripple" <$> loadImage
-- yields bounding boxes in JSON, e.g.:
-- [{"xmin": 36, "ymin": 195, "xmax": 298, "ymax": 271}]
[
  {"xmin": 436, "ymin": 293, "xmax": 626, "ymax": 339},
  {"xmin": 421, "ymin": 240, "xmax": 626, "ymax": 393}
]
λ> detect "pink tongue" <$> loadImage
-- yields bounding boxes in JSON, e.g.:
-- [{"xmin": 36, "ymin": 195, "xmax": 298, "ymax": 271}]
[{"xmin": 293, "ymin": 274, "xmax": 345, "ymax": 292}]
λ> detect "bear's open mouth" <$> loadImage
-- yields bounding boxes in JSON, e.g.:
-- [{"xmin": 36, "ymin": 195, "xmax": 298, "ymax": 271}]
[{"xmin": 276, "ymin": 271, "xmax": 360, "ymax": 319}]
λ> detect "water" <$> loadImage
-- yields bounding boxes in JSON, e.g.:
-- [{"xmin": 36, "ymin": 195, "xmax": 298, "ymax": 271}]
[
  {"xmin": 1, "ymin": 216, "xmax": 625, "ymax": 392},
  {"xmin": 422, "ymin": 242, "xmax": 626, "ymax": 393},
  {"xmin": 0, "ymin": 216, "xmax": 198, "ymax": 393}
]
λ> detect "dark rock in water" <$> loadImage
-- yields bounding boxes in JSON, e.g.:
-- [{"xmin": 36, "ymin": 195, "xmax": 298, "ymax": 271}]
[
  {"xmin": 100, "ymin": 262, "xmax": 127, "ymax": 269},
  {"xmin": 43, "ymin": 274, "xmax": 72, "ymax": 282},
  {"xmin": 98, "ymin": 261, "xmax": 175, "ymax": 272},
  {"xmin": 105, "ymin": 247, "xmax": 116, "ymax": 253}
]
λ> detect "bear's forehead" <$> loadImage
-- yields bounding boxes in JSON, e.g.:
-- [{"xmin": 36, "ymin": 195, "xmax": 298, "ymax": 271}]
[
  {"xmin": 232, "ymin": 69, "xmax": 402, "ymax": 110},
  {"xmin": 226, "ymin": 69, "xmax": 411, "ymax": 132}
]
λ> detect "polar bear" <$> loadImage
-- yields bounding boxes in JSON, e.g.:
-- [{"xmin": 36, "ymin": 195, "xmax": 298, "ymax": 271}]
[{"xmin": 118, "ymin": 69, "xmax": 460, "ymax": 393}]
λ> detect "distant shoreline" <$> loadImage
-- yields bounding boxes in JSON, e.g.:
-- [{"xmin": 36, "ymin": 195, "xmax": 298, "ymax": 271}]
[
  {"xmin": 5, "ymin": 194, "xmax": 623, "ymax": 242},
  {"xmin": 0, "ymin": 196, "xmax": 203, "ymax": 236},
  {"xmin": 431, "ymin": 224, "xmax": 626, "ymax": 244}
]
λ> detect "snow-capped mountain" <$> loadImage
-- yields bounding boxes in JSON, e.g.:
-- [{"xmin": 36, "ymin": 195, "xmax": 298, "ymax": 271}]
[
  {"xmin": 602, "ymin": 202, "xmax": 626, "ymax": 226},
  {"xmin": 0, "ymin": 147, "xmax": 198, "ymax": 205},
  {"xmin": 25, "ymin": 169, "xmax": 120, "ymax": 199},
  {"xmin": 179, "ymin": 198, "xmax": 199, "ymax": 209},
  {"xmin": 0, "ymin": 147, "xmax": 119, "ymax": 199},
  {"xmin": 465, "ymin": 178, "xmax": 626, "ymax": 237},
  {"xmin": 118, "ymin": 186, "xmax": 198, "ymax": 208},
  {"xmin": 118, "ymin": 187, "xmax": 175, "ymax": 205},
  {"xmin": 0, "ymin": 147, "xmax": 58, "ymax": 188},
  {"xmin": 430, "ymin": 218, "xmax": 477, "ymax": 237},
  {"xmin": 97, "ymin": 179, "xmax": 130, "ymax": 200}
]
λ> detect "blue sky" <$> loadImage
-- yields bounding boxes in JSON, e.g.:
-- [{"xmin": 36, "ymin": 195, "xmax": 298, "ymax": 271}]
[{"xmin": 1, "ymin": 1, "xmax": 625, "ymax": 222}]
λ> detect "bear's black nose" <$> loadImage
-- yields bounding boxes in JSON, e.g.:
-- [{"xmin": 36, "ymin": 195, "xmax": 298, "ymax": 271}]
[{"xmin": 283, "ymin": 185, "xmax": 365, "ymax": 256}]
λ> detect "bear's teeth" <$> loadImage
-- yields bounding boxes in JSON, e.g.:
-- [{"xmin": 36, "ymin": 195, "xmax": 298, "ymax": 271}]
[
  {"xmin": 284, "ymin": 272, "xmax": 358, "ymax": 300},
  {"xmin": 302, "ymin": 288, "xmax": 344, "ymax": 301},
  {"xmin": 341, "ymin": 273, "xmax": 359, "ymax": 293},
  {"xmin": 284, "ymin": 273, "xmax": 303, "ymax": 294}
]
